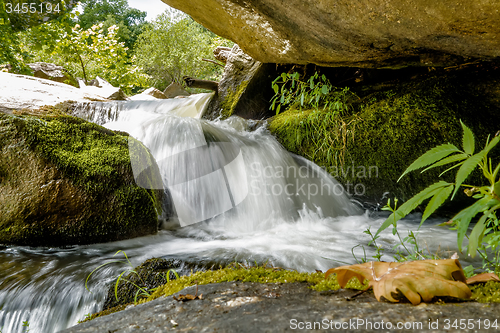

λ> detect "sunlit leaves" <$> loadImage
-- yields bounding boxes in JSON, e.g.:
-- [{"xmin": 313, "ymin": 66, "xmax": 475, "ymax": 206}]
[{"xmin": 134, "ymin": 10, "xmax": 231, "ymax": 90}]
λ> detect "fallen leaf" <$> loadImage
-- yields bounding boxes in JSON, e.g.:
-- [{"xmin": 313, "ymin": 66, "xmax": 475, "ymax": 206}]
[
  {"xmin": 325, "ymin": 259, "xmax": 472, "ymax": 305},
  {"xmin": 466, "ymin": 272, "xmax": 500, "ymax": 285}
]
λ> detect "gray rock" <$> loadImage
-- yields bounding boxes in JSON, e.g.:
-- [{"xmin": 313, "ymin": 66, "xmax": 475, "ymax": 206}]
[
  {"xmin": 28, "ymin": 62, "xmax": 77, "ymax": 86},
  {"xmin": 0, "ymin": 72, "xmax": 107, "ymax": 112},
  {"xmin": 161, "ymin": 0, "xmax": 500, "ymax": 68},
  {"xmin": 163, "ymin": 82, "xmax": 191, "ymax": 98},
  {"xmin": 61, "ymin": 282, "xmax": 500, "ymax": 332},
  {"xmin": 205, "ymin": 45, "xmax": 278, "ymax": 120}
]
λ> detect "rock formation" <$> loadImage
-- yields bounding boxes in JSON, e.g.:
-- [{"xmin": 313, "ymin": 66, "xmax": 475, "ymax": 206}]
[
  {"xmin": 161, "ymin": 0, "xmax": 500, "ymax": 68},
  {"xmin": 0, "ymin": 113, "xmax": 163, "ymax": 246}
]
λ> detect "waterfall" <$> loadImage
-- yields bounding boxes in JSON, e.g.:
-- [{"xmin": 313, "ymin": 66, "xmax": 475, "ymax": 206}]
[{"xmin": 0, "ymin": 94, "xmax": 467, "ymax": 333}]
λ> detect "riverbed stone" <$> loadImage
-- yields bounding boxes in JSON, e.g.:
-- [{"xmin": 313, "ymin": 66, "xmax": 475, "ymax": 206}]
[
  {"xmin": 0, "ymin": 112, "xmax": 163, "ymax": 246},
  {"xmin": 162, "ymin": 0, "xmax": 500, "ymax": 69},
  {"xmin": 61, "ymin": 281, "xmax": 500, "ymax": 333}
]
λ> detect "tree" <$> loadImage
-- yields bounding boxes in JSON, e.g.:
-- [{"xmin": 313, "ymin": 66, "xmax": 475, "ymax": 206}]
[
  {"xmin": 134, "ymin": 10, "xmax": 232, "ymax": 91},
  {"xmin": 20, "ymin": 19, "xmax": 148, "ymax": 93},
  {"xmin": 77, "ymin": 0, "xmax": 147, "ymax": 50}
]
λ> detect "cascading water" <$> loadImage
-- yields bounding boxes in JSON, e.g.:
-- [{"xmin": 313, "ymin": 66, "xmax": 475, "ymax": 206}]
[{"xmin": 0, "ymin": 94, "xmax": 470, "ymax": 333}]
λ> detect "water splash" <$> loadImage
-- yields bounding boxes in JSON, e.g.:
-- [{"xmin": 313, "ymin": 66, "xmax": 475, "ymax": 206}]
[{"xmin": 0, "ymin": 94, "xmax": 472, "ymax": 333}]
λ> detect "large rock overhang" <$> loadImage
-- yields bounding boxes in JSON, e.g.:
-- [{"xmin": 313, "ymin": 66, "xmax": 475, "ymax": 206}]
[{"xmin": 161, "ymin": 0, "xmax": 500, "ymax": 68}]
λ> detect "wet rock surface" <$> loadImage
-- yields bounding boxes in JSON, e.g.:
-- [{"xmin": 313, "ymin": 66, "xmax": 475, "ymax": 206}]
[{"xmin": 62, "ymin": 282, "xmax": 500, "ymax": 332}]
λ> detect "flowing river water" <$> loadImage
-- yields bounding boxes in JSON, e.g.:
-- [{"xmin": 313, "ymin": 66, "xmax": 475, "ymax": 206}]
[{"xmin": 0, "ymin": 94, "xmax": 471, "ymax": 333}]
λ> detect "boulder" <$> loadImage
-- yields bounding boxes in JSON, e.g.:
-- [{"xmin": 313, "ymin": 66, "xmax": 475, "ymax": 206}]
[
  {"xmin": 80, "ymin": 76, "xmax": 129, "ymax": 101},
  {"xmin": 204, "ymin": 45, "xmax": 279, "ymax": 120},
  {"xmin": 28, "ymin": 62, "xmax": 77, "ymax": 87},
  {"xmin": 269, "ymin": 64, "xmax": 500, "ymax": 202},
  {"xmin": 0, "ymin": 72, "xmax": 107, "ymax": 113},
  {"xmin": 161, "ymin": 0, "xmax": 500, "ymax": 68},
  {"xmin": 130, "ymin": 87, "xmax": 167, "ymax": 100},
  {"xmin": 0, "ymin": 113, "xmax": 163, "ymax": 246},
  {"xmin": 163, "ymin": 82, "xmax": 191, "ymax": 98}
]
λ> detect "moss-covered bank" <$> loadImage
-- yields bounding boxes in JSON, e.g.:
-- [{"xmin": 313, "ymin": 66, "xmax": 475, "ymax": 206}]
[
  {"xmin": 269, "ymin": 69, "xmax": 500, "ymax": 202},
  {"xmin": 83, "ymin": 258, "xmax": 500, "ymax": 323},
  {"xmin": 0, "ymin": 112, "xmax": 162, "ymax": 246}
]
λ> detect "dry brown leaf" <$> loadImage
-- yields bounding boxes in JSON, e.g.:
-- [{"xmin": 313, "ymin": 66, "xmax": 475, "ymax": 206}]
[
  {"xmin": 466, "ymin": 272, "xmax": 500, "ymax": 285},
  {"xmin": 325, "ymin": 259, "xmax": 472, "ymax": 305}
]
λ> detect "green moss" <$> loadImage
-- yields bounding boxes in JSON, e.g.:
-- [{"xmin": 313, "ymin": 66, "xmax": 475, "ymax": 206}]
[
  {"xmin": 471, "ymin": 281, "xmax": 500, "ymax": 303},
  {"xmin": 145, "ymin": 265, "xmax": 365, "ymax": 303},
  {"xmin": 0, "ymin": 113, "xmax": 162, "ymax": 246},
  {"xmin": 269, "ymin": 74, "xmax": 500, "ymax": 201},
  {"xmin": 219, "ymin": 80, "xmax": 250, "ymax": 119}
]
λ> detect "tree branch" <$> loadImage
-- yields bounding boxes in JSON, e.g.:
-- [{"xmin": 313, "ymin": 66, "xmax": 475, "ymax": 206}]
[
  {"xmin": 183, "ymin": 76, "xmax": 218, "ymax": 91},
  {"xmin": 202, "ymin": 58, "xmax": 225, "ymax": 68}
]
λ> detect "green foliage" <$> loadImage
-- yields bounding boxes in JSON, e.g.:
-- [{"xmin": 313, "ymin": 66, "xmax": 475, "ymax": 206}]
[
  {"xmin": 270, "ymin": 74, "xmax": 500, "ymax": 201},
  {"xmin": 0, "ymin": 11, "xmax": 31, "ymax": 73},
  {"xmin": 134, "ymin": 9, "xmax": 232, "ymax": 90},
  {"xmin": 21, "ymin": 19, "xmax": 148, "ymax": 93},
  {"xmin": 270, "ymin": 72, "xmax": 346, "ymax": 114},
  {"xmin": 77, "ymin": 0, "xmax": 147, "ymax": 50},
  {"xmin": 269, "ymin": 73, "xmax": 355, "ymax": 167},
  {"xmin": 22, "ymin": 321, "xmax": 29, "ymax": 333},
  {"xmin": 376, "ymin": 121, "xmax": 500, "ymax": 273}
]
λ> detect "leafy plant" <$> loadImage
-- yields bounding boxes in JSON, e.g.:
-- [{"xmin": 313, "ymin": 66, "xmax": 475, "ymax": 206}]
[
  {"xmin": 380, "ymin": 198, "xmax": 440, "ymax": 262},
  {"xmin": 22, "ymin": 321, "xmax": 29, "ymax": 332},
  {"xmin": 375, "ymin": 120, "xmax": 500, "ymax": 272},
  {"xmin": 270, "ymin": 71, "xmax": 350, "ymax": 115},
  {"xmin": 269, "ymin": 71, "xmax": 357, "ymax": 166},
  {"xmin": 86, "ymin": 250, "xmax": 178, "ymax": 305}
]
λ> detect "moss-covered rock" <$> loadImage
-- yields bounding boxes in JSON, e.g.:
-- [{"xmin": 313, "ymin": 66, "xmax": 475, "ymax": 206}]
[
  {"xmin": 205, "ymin": 45, "xmax": 279, "ymax": 120},
  {"xmin": 0, "ymin": 113, "xmax": 162, "ymax": 246},
  {"xmin": 269, "ymin": 69, "xmax": 500, "ymax": 202}
]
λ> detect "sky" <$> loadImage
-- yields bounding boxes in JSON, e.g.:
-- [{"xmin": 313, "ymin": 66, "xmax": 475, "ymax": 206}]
[{"xmin": 127, "ymin": 0, "xmax": 173, "ymax": 21}]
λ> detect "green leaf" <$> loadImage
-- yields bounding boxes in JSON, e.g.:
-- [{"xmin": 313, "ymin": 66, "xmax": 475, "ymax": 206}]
[
  {"xmin": 321, "ymin": 85, "xmax": 328, "ymax": 95},
  {"xmin": 300, "ymin": 93, "xmax": 304, "ymax": 106},
  {"xmin": 451, "ymin": 153, "xmax": 484, "ymax": 199},
  {"xmin": 421, "ymin": 153, "xmax": 468, "ymax": 173},
  {"xmin": 468, "ymin": 213, "xmax": 489, "ymax": 258},
  {"xmin": 453, "ymin": 196, "xmax": 493, "ymax": 249},
  {"xmin": 375, "ymin": 181, "xmax": 451, "ymax": 237},
  {"xmin": 398, "ymin": 144, "xmax": 460, "ymax": 182},
  {"xmin": 451, "ymin": 136, "xmax": 500, "ymax": 199},
  {"xmin": 421, "ymin": 184, "xmax": 454, "ymax": 224},
  {"xmin": 461, "ymin": 120, "xmax": 475, "ymax": 155}
]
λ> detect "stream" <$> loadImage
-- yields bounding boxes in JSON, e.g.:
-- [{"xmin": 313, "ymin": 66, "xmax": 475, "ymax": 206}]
[{"xmin": 0, "ymin": 94, "xmax": 472, "ymax": 333}]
